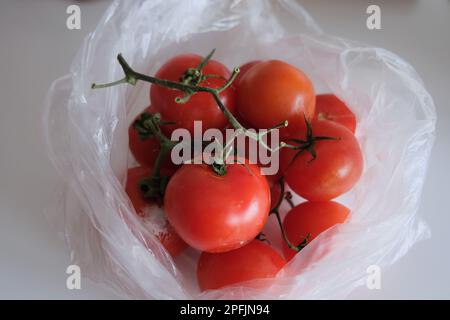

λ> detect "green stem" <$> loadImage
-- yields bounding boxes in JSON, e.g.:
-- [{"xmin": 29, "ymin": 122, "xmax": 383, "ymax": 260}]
[{"xmin": 270, "ymin": 178, "xmax": 309, "ymax": 252}]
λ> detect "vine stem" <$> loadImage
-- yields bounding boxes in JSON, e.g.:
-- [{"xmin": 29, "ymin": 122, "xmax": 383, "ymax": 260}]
[
  {"xmin": 269, "ymin": 178, "xmax": 310, "ymax": 252},
  {"xmin": 92, "ymin": 54, "xmax": 298, "ymax": 154}
]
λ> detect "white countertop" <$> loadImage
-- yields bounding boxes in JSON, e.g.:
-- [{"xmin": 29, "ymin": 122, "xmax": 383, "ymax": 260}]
[{"xmin": 0, "ymin": 0, "xmax": 449, "ymax": 299}]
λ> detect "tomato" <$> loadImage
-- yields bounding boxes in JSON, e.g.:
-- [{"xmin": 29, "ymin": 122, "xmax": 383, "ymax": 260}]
[
  {"xmin": 164, "ymin": 159, "xmax": 270, "ymax": 253},
  {"xmin": 197, "ymin": 240, "xmax": 286, "ymax": 290},
  {"xmin": 314, "ymin": 94, "xmax": 356, "ymax": 133},
  {"xmin": 125, "ymin": 166, "xmax": 187, "ymax": 257},
  {"xmin": 281, "ymin": 120, "xmax": 363, "ymax": 201},
  {"xmin": 129, "ymin": 106, "xmax": 161, "ymax": 167},
  {"xmin": 236, "ymin": 60, "xmax": 315, "ymax": 137},
  {"xmin": 282, "ymin": 201, "xmax": 349, "ymax": 261},
  {"xmin": 150, "ymin": 54, "xmax": 236, "ymax": 135},
  {"xmin": 129, "ymin": 105, "xmax": 179, "ymax": 174},
  {"xmin": 234, "ymin": 60, "xmax": 261, "ymax": 85}
]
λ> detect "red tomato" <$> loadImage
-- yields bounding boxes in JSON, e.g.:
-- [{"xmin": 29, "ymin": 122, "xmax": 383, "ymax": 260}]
[
  {"xmin": 269, "ymin": 178, "xmax": 282, "ymax": 210},
  {"xmin": 125, "ymin": 166, "xmax": 187, "ymax": 257},
  {"xmin": 282, "ymin": 201, "xmax": 349, "ymax": 261},
  {"xmin": 281, "ymin": 120, "xmax": 363, "ymax": 201},
  {"xmin": 197, "ymin": 240, "xmax": 286, "ymax": 291},
  {"xmin": 236, "ymin": 60, "xmax": 315, "ymax": 137},
  {"xmin": 129, "ymin": 106, "xmax": 179, "ymax": 174},
  {"xmin": 164, "ymin": 159, "xmax": 270, "ymax": 253},
  {"xmin": 150, "ymin": 54, "xmax": 236, "ymax": 136},
  {"xmin": 129, "ymin": 106, "xmax": 160, "ymax": 167},
  {"xmin": 314, "ymin": 94, "xmax": 356, "ymax": 133},
  {"xmin": 234, "ymin": 60, "xmax": 261, "ymax": 85}
]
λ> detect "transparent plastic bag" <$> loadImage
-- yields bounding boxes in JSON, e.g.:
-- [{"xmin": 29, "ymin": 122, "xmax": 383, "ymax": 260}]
[{"xmin": 44, "ymin": 0, "xmax": 436, "ymax": 299}]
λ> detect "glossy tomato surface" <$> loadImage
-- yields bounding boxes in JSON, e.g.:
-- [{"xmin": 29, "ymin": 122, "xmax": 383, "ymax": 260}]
[
  {"xmin": 282, "ymin": 201, "xmax": 349, "ymax": 261},
  {"xmin": 150, "ymin": 54, "xmax": 236, "ymax": 135},
  {"xmin": 314, "ymin": 94, "xmax": 356, "ymax": 133},
  {"xmin": 125, "ymin": 166, "xmax": 186, "ymax": 257},
  {"xmin": 164, "ymin": 160, "xmax": 270, "ymax": 253},
  {"xmin": 197, "ymin": 240, "xmax": 286, "ymax": 291},
  {"xmin": 236, "ymin": 60, "xmax": 315, "ymax": 137},
  {"xmin": 281, "ymin": 120, "xmax": 363, "ymax": 201}
]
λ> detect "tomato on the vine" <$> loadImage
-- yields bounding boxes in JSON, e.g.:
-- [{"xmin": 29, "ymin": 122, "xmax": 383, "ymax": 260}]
[
  {"xmin": 281, "ymin": 120, "xmax": 363, "ymax": 201},
  {"xmin": 164, "ymin": 158, "xmax": 270, "ymax": 253},
  {"xmin": 236, "ymin": 60, "xmax": 315, "ymax": 137},
  {"xmin": 282, "ymin": 201, "xmax": 349, "ymax": 261},
  {"xmin": 125, "ymin": 166, "xmax": 186, "ymax": 257},
  {"xmin": 197, "ymin": 240, "xmax": 286, "ymax": 291},
  {"xmin": 129, "ymin": 106, "xmax": 161, "ymax": 167},
  {"xmin": 150, "ymin": 54, "xmax": 236, "ymax": 135},
  {"xmin": 129, "ymin": 105, "xmax": 179, "ymax": 174},
  {"xmin": 314, "ymin": 94, "xmax": 356, "ymax": 133}
]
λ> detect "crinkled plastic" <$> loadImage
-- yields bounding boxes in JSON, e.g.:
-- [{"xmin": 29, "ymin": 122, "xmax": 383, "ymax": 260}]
[{"xmin": 43, "ymin": 0, "xmax": 436, "ymax": 299}]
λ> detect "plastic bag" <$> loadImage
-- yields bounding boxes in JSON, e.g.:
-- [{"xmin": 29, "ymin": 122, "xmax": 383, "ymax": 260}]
[{"xmin": 44, "ymin": 0, "xmax": 436, "ymax": 299}]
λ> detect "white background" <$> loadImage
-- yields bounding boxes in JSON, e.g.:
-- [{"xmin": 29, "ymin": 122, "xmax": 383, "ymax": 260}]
[{"xmin": 0, "ymin": 0, "xmax": 449, "ymax": 299}]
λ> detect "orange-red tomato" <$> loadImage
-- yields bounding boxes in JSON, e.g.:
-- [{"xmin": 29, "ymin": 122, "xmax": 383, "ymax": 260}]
[
  {"xmin": 282, "ymin": 201, "xmax": 349, "ymax": 261},
  {"xmin": 281, "ymin": 120, "xmax": 363, "ymax": 201},
  {"xmin": 164, "ymin": 159, "xmax": 270, "ymax": 253},
  {"xmin": 150, "ymin": 54, "xmax": 236, "ymax": 136},
  {"xmin": 236, "ymin": 60, "xmax": 315, "ymax": 137},
  {"xmin": 314, "ymin": 94, "xmax": 356, "ymax": 133},
  {"xmin": 197, "ymin": 240, "xmax": 286, "ymax": 291},
  {"xmin": 125, "ymin": 166, "xmax": 186, "ymax": 257}
]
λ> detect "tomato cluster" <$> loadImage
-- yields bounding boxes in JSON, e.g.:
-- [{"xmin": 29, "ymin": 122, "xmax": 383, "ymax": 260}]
[{"xmin": 102, "ymin": 50, "xmax": 363, "ymax": 292}]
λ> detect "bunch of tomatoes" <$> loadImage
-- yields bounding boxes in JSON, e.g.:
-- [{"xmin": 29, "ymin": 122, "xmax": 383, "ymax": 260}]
[{"xmin": 94, "ymin": 50, "xmax": 363, "ymax": 292}]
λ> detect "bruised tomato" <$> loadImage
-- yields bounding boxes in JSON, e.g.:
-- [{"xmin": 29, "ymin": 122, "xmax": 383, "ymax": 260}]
[{"xmin": 197, "ymin": 240, "xmax": 286, "ymax": 291}]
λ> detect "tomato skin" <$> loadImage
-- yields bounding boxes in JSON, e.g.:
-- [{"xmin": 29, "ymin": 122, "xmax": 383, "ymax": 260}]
[
  {"xmin": 314, "ymin": 94, "xmax": 356, "ymax": 133},
  {"xmin": 197, "ymin": 240, "xmax": 286, "ymax": 291},
  {"xmin": 164, "ymin": 159, "xmax": 271, "ymax": 253},
  {"xmin": 281, "ymin": 120, "xmax": 363, "ymax": 201},
  {"xmin": 150, "ymin": 54, "xmax": 236, "ymax": 135},
  {"xmin": 125, "ymin": 167, "xmax": 187, "ymax": 257},
  {"xmin": 235, "ymin": 60, "xmax": 261, "ymax": 85},
  {"xmin": 236, "ymin": 60, "xmax": 315, "ymax": 137},
  {"xmin": 282, "ymin": 201, "xmax": 349, "ymax": 261}
]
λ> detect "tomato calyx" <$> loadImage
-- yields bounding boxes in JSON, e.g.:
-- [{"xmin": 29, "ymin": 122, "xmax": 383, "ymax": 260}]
[
  {"xmin": 270, "ymin": 178, "xmax": 311, "ymax": 253},
  {"xmin": 131, "ymin": 112, "xmax": 178, "ymax": 203},
  {"xmin": 286, "ymin": 115, "xmax": 340, "ymax": 164}
]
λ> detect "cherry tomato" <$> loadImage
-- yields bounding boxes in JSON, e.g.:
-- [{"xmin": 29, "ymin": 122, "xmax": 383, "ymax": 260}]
[
  {"xmin": 164, "ymin": 159, "xmax": 270, "ymax": 253},
  {"xmin": 125, "ymin": 166, "xmax": 187, "ymax": 257},
  {"xmin": 150, "ymin": 54, "xmax": 236, "ymax": 136},
  {"xmin": 281, "ymin": 120, "xmax": 363, "ymax": 201},
  {"xmin": 236, "ymin": 60, "xmax": 315, "ymax": 137},
  {"xmin": 282, "ymin": 201, "xmax": 349, "ymax": 261},
  {"xmin": 314, "ymin": 94, "xmax": 356, "ymax": 133},
  {"xmin": 234, "ymin": 60, "xmax": 261, "ymax": 85},
  {"xmin": 197, "ymin": 240, "xmax": 286, "ymax": 291}
]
